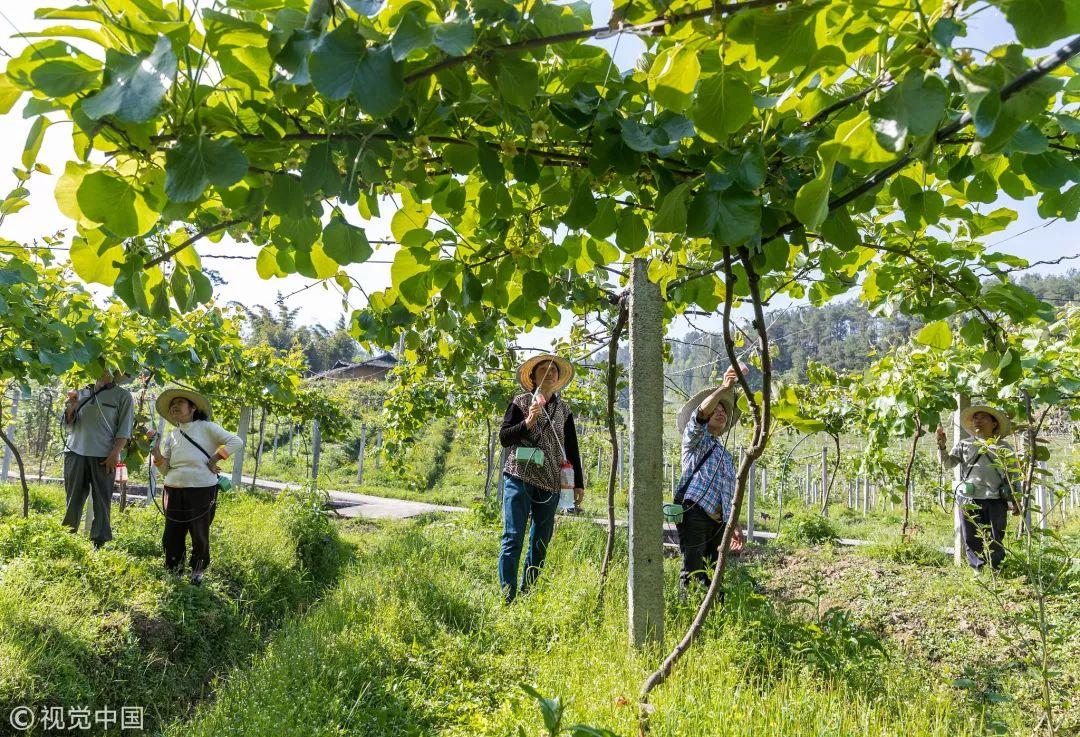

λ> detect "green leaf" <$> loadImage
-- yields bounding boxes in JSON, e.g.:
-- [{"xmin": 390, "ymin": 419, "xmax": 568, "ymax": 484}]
[
  {"xmin": 868, "ymin": 71, "xmax": 948, "ymax": 152},
  {"xmin": 340, "ymin": 0, "xmax": 384, "ymax": 16},
  {"xmin": 310, "ymin": 23, "xmax": 404, "ymax": 116},
  {"xmin": 82, "ymin": 35, "xmax": 176, "ymax": 123},
  {"xmin": 1002, "ymin": 0, "xmax": 1079, "ymax": 48},
  {"xmin": 322, "ymin": 216, "xmax": 372, "ymax": 264},
  {"xmin": 714, "ymin": 188, "xmax": 761, "ymax": 246},
  {"xmin": 915, "ymin": 320, "xmax": 952, "ymax": 350},
  {"xmin": 794, "ymin": 142, "xmax": 841, "ymax": 229},
  {"xmin": 78, "ymin": 172, "xmax": 158, "ymax": 237},
  {"xmin": 165, "ymin": 136, "xmax": 249, "ymax": 202},
  {"xmin": 653, "ymin": 183, "xmax": 689, "ymax": 233},
  {"xmin": 648, "ymin": 46, "xmax": 700, "ymax": 112},
  {"xmin": 587, "ymin": 199, "xmax": 618, "ymax": 239},
  {"xmin": 21, "ymin": 116, "xmax": 51, "ymax": 170},
  {"xmin": 433, "ymin": 18, "xmax": 474, "ymax": 56},
  {"xmin": 301, "ymin": 143, "xmax": 342, "ymax": 196},
  {"xmin": 476, "ymin": 143, "xmax": 504, "ymax": 184},
  {"xmin": 616, "ymin": 210, "xmax": 648, "ymax": 253},
  {"xmin": 686, "ymin": 190, "xmax": 719, "ymax": 237},
  {"xmin": 691, "ymin": 73, "xmax": 753, "ymax": 141},
  {"xmin": 267, "ymin": 174, "xmax": 307, "ymax": 219},
  {"xmin": 390, "ymin": 9, "xmax": 433, "ymax": 61},
  {"xmin": 4, "ymin": 40, "xmax": 101, "ymax": 97},
  {"xmin": 0, "ymin": 74, "xmax": 22, "ymax": 114},
  {"xmin": 273, "ymin": 29, "xmax": 316, "ymax": 85},
  {"xmin": 70, "ymin": 232, "xmax": 123, "ymax": 285},
  {"xmin": 562, "ymin": 180, "xmax": 597, "ymax": 229},
  {"xmin": 496, "ymin": 55, "xmax": 538, "ymax": 109},
  {"xmin": 1021, "ymin": 150, "xmax": 1079, "ymax": 191},
  {"xmin": 391, "ymin": 246, "xmax": 432, "ymax": 309}
]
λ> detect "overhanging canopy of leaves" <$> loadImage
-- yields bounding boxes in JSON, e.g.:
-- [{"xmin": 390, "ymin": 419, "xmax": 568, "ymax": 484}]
[{"xmin": 3, "ymin": 0, "xmax": 1079, "ymax": 373}]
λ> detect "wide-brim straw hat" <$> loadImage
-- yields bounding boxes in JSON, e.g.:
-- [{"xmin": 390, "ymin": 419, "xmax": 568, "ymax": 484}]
[
  {"xmin": 677, "ymin": 386, "xmax": 740, "ymax": 436},
  {"xmin": 517, "ymin": 354, "xmax": 574, "ymax": 393},
  {"xmin": 156, "ymin": 388, "xmax": 212, "ymax": 421},
  {"xmin": 960, "ymin": 405, "xmax": 1012, "ymax": 437}
]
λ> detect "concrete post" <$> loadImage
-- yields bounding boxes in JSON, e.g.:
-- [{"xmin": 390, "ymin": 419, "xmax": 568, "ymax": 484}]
[
  {"xmin": 820, "ymin": 446, "xmax": 828, "ymax": 514},
  {"xmin": 1, "ymin": 388, "xmax": 19, "ymax": 483},
  {"xmin": 375, "ymin": 427, "xmax": 383, "ymax": 469},
  {"xmin": 628, "ymin": 258, "xmax": 664, "ymax": 648},
  {"xmin": 311, "ymin": 420, "xmax": 321, "ymax": 490},
  {"xmin": 1038, "ymin": 460, "xmax": 1049, "ymax": 530},
  {"xmin": 231, "ymin": 406, "xmax": 251, "ymax": 488},
  {"xmin": 356, "ymin": 424, "xmax": 367, "ymax": 484},
  {"xmin": 953, "ymin": 394, "xmax": 970, "ymax": 566}
]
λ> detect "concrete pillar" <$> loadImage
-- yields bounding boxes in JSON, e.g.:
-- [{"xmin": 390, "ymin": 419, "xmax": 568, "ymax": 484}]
[
  {"xmin": 628, "ymin": 258, "xmax": 664, "ymax": 649},
  {"xmin": 953, "ymin": 394, "xmax": 970, "ymax": 566},
  {"xmin": 356, "ymin": 424, "xmax": 367, "ymax": 484},
  {"xmin": 311, "ymin": 420, "xmax": 321, "ymax": 490},
  {"xmin": 231, "ymin": 406, "xmax": 251, "ymax": 488},
  {"xmin": 375, "ymin": 427, "xmax": 383, "ymax": 469}
]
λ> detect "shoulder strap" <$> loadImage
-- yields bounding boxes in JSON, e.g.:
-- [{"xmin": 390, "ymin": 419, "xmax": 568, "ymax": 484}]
[
  {"xmin": 961, "ymin": 448, "xmax": 984, "ymax": 481},
  {"xmin": 674, "ymin": 443, "xmax": 717, "ymax": 505},
  {"xmin": 71, "ymin": 383, "xmax": 115, "ymax": 420},
  {"xmin": 177, "ymin": 427, "xmax": 215, "ymax": 461}
]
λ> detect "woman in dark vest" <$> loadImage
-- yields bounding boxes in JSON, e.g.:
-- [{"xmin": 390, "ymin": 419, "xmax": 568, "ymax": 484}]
[{"xmin": 498, "ymin": 354, "xmax": 584, "ymax": 603}]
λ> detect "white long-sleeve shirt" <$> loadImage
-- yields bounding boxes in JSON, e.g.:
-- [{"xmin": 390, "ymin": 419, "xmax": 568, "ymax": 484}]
[{"xmin": 155, "ymin": 420, "xmax": 244, "ymax": 488}]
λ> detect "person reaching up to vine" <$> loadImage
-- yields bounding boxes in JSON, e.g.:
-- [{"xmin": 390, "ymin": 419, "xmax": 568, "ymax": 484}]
[
  {"xmin": 937, "ymin": 405, "xmax": 1021, "ymax": 571},
  {"xmin": 673, "ymin": 366, "xmax": 745, "ymax": 596},
  {"xmin": 497, "ymin": 355, "xmax": 584, "ymax": 604}
]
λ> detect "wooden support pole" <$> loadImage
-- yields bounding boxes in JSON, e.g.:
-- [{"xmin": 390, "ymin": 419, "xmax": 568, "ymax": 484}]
[{"xmin": 628, "ymin": 258, "xmax": 664, "ymax": 649}]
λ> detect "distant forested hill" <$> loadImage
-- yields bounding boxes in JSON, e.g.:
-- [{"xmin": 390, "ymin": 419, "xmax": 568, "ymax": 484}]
[{"xmin": 663, "ymin": 270, "xmax": 1080, "ymax": 394}]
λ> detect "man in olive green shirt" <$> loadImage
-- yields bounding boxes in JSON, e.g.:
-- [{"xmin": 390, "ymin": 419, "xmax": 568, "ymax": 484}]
[{"xmin": 61, "ymin": 373, "xmax": 133, "ymax": 547}]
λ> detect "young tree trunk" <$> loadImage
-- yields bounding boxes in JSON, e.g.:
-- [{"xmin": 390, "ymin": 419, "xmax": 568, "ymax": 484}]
[
  {"xmin": 818, "ymin": 435, "xmax": 842, "ymax": 514},
  {"xmin": 599, "ymin": 298, "xmax": 628, "ymax": 600},
  {"xmin": 901, "ymin": 420, "xmax": 921, "ymax": 538},
  {"xmin": 483, "ymin": 416, "xmax": 495, "ymax": 499},
  {"xmin": 638, "ymin": 248, "xmax": 773, "ymax": 730},
  {"xmin": 37, "ymin": 389, "xmax": 57, "ymax": 481}
]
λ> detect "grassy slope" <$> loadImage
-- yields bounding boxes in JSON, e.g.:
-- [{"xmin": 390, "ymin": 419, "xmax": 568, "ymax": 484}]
[
  {"xmin": 0, "ymin": 483, "xmax": 347, "ymax": 735},
  {"xmin": 168, "ymin": 514, "xmax": 1078, "ymax": 737}
]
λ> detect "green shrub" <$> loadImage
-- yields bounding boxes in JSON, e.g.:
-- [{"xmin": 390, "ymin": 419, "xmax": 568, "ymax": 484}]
[
  {"xmin": 866, "ymin": 538, "xmax": 950, "ymax": 567},
  {"xmin": 783, "ymin": 512, "xmax": 839, "ymax": 545}
]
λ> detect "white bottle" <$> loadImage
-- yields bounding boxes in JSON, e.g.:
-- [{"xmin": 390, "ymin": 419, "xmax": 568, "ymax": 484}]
[{"xmin": 559, "ymin": 462, "xmax": 575, "ymax": 511}]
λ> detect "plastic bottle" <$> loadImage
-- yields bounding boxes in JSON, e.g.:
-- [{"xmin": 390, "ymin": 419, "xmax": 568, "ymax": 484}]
[{"xmin": 559, "ymin": 462, "xmax": 575, "ymax": 511}]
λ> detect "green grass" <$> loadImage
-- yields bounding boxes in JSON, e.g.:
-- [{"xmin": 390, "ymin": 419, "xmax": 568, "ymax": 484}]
[
  {"xmin": 0, "ymin": 483, "xmax": 347, "ymax": 735},
  {"xmin": 166, "ymin": 514, "xmax": 1076, "ymax": 736}
]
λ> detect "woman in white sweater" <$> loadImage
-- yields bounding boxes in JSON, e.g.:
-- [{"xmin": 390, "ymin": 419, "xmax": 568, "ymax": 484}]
[{"xmin": 150, "ymin": 389, "xmax": 243, "ymax": 585}]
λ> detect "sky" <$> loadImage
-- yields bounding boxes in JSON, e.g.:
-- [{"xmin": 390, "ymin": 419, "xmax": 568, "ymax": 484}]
[{"xmin": 0, "ymin": 1, "xmax": 1076, "ymax": 349}]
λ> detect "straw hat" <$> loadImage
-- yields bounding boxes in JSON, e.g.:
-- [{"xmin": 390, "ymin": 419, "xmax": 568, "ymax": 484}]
[
  {"xmin": 156, "ymin": 388, "xmax": 212, "ymax": 421},
  {"xmin": 677, "ymin": 386, "xmax": 740, "ymax": 436},
  {"xmin": 960, "ymin": 405, "xmax": 1012, "ymax": 437},
  {"xmin": 517, "ymin": 354, "xmax": 574, "ymax": 393}
]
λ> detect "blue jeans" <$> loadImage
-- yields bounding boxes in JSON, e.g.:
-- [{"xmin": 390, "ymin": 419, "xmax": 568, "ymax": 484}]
[{"xmin": 499, "ymin": 473, "xmax": 559, "ymax": 602}]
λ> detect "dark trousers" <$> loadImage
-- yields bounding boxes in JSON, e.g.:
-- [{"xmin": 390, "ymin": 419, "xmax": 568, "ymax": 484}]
[
  {"xmin": 162, "ymin": 485, "xmax": 217, "ymax": 573},
  {"xmin": 62, "ymin": 452, "xmax": 114, "ymax": 545},
  {"xmin": 676, "ymin": 505, "xmax": 725, "ymax": 590},
  {"xmin": 961, "ymin": 498, "xmax": 1008, "ymax": 570},
  {"xmin": 499, "ymin": 473, "xmax": 559, "ymax": 602}
]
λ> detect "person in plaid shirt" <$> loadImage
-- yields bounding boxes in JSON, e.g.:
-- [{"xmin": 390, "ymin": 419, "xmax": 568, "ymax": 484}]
[{"xmin": 674, "ymin": 366, "xmax": 745, "ymax": 591}]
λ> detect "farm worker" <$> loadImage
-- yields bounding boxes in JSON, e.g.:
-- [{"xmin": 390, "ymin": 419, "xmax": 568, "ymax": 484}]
[
  {"xmin": 61, "ymin": 371, "xmax": 134, "ymax": 548},
  {"xmin": 674, "ymin": 366, "xmax": 745, "ymax": 593},
  {"xmin": 497, "ymin": 354, "xmax": 584, "ymax": 603},
  {"xmin": 936, "ymin": 405, "xmax": 1021, "ymax": 571},
  {"xmin": 150, "ymin": 389, "xmax": 243, "ymax": 586}
]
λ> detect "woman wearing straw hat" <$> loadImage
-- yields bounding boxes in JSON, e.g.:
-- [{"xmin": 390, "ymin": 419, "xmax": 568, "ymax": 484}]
[
  {"xmin": 674, "ymin": 367, "xmax": 745, "ymax": 593},
  {"xmin": 497, "ymin": 354, "xmax": 584, "ymax": 603},
  {"xmin": 150, "ymin": 388, "xmax": 243, "ymax": 585},
  {"xmin": 936, "ymin": 405, "xmax": 1020, "ymax": 571}
]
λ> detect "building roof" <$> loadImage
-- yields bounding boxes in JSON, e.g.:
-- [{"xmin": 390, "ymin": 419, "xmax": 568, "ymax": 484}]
[{"xmin": 310, "ymin": 353, "xmax": 398, "ymax": 380}]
